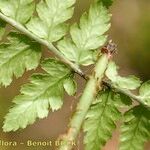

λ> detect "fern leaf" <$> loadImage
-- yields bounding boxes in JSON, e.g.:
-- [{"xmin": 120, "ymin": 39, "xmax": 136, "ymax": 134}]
[
  {"xmin": 113, "ymin": 92, "xmax": 132, "ymax": 108},
  {"xmin": 106, "ymin": 61, "xmax": 142, "ymax": 90},
  {"xmin": 3, "ymin": 58, "xmax": 76, "ymax": 132},
  {"xmin": 63, "ymin": 77, "xmax": 77, "ymax": 96},
  {"xmin": 26, "ymin": 0, "xmax": 75, "ymax": 42},
  {"xmin": 0, "ymin": 0, "xmax": 35, "ymax": 24},
  {"xmin": 57, "ymin": 1, "xmax": 111, "ymax": 66},
  {"xmin": 139, "ymin": 81, "xmax": 150, "ymax": 105},
  {"xmin": 83, "ymin": 90, "xmax": 121, "ymax": 150},
  {"xmin": 120, "ymin": 105, "xmax": 150, "ymax": 150},
  {"xmin": 0, "ymin": 32, "xmax": 41, "ymax": 86}
]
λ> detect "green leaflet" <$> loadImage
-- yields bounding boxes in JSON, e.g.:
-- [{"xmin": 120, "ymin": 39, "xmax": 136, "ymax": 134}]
[
  {"xmin": 3, "ymin": 58, "xmax": 76, "ymax": 132},
  {"xmin": 63, "ymin": 77, "xmax": 77, "ymax": 96},
  {"xmin": 0, "ymin": 32, "xmax": 41, "ymax": 86},
  {"xmin": 26, "ymin": 0, "xmax": 75, "ymax": 42},
  {"xmin": 0, "ymin": 19, "xmax": 6, "ymax": 40},
  {"xmin": 120, "ymin": 105, "xmax": 150, "ymax": 150},
  {"xmin": 106, "ymin": 61, "xmax": 142, "ymax": 90},
  {"xmin": 105, "ymin": 61, "xmax": 118, "ymax": 80},
  {"xmin": 113, "ymin": 93, "xmax": 132, "ymax": 108},
  {"xmin": 83, "ymin": 90, "xmax": 121, "ymax": 150},
  {"xmin": 139, "ymin": 81, "xmax": 150, "ymax": 105},
  {"xmin": 0, "ymin": 0, "xmax": 35, "ymax": 24},
  {"xmin": 57, "ymin": 1, "xmax": 111, "ymax": 66}
]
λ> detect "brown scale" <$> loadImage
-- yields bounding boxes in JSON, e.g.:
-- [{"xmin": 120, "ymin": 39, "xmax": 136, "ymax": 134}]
[{"xmin": 101, "ymin": 40, "xmax": 117, "ymax": 56}]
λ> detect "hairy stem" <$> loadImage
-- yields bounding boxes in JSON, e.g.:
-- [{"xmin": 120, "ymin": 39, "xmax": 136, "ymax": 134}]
[
  {"xmin": 0, "ymin": 12, "xmax": 84, "ymax": 76},
  {"xmin": 79, "ymin": 76, "xmax": 150, "ymax": 108},
  {"xmin": 57, "ymin": 54, "xmax": 109, "ymax": 150}
]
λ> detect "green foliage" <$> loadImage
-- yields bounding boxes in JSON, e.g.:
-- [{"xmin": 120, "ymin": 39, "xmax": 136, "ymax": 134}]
[
  {"xmin": 101, "ymin": 0, "xmax": 113, "ymax": 8},
  {"xmin": 139, "ymin": 81, "xmax": 150, "ymax": 105},
  {"xmin": 0, "ymin": 0, "xmax": 35, "ymax": 24},
  {"xmin": 26, "ymin": 0, "xmax": 75, "ymax": 42},
  {"xmin": 113, "ymin": 93, "xmax": 132, "ymax": 108},
  {"xmin": 3, "ymin": 58, "xmax": 76, "ymax": 132},
  {"xmin": 83, "ymin": 90, "xmax": 121, "ymax": 150},
  {"xmin": 63, "ymin": 77, "xmax": 77, "ymax": 96},
  {"xmin": 106, "ymin": 61, "xmax": 142, "ymax": 90},
  {"xmin": 0, "ymin": 19, "xmax": 6, "ymax": 40},
  {"xmin": 57, "ymin": 1, "xmax": 111, "ymax": 66},
  {"xmin": 0, "ymin": 32, "xmax": 41, "ymax": 86},
  {"xmin": 0, "ymin": 1, "xmax": 149, "ymax": 150},
  {"xmin": 120, "ymin": 105, "xmax": 150, "ymax": 150}
]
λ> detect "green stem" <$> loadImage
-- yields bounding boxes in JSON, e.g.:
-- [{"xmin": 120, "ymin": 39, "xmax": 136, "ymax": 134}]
[
  {"xmin": 57, "ymin": 54, "xmax": 109, "ymax": 150},
  {"xmin": 0, "ymin": 12, "xmax": 84, "ymax": 76},
  {"xmin": 104, "ymin": 80, "xmax": 149, "ymax": 108}
]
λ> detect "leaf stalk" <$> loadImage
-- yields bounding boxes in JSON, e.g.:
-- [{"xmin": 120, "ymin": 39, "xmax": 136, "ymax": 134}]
[{"xmin": 57, "ymin": 54, "xmax": 110, "ymax": 150}]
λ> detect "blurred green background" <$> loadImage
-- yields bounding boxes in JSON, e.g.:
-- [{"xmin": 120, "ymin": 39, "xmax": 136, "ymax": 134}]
[{"xmin": 0, "ymin": 0, "xmax": 150, "ymax": 150}]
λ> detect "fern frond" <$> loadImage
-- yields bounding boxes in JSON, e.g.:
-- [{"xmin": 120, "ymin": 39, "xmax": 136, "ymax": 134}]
[
  {"xmin": 83, "ymin": 90, "xmax": 121, "ymax": 150},
  {"xmin": 57, "ymin": 1, "xmax": 111, "ymax": 66},
  {"xmin": 26, "ymin": 0, "xmax": 75, "ymax": 42},
  {"xmin": 3, "ymin": 58, "xmax": 76, "ymax": 132},
  {"xmin": 0, "ymin": 32, "xmax": 41, "ymax": 86},
  {"xmin": 120, "ymin": 105, "xmax": 150, "ymax": 150}
]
